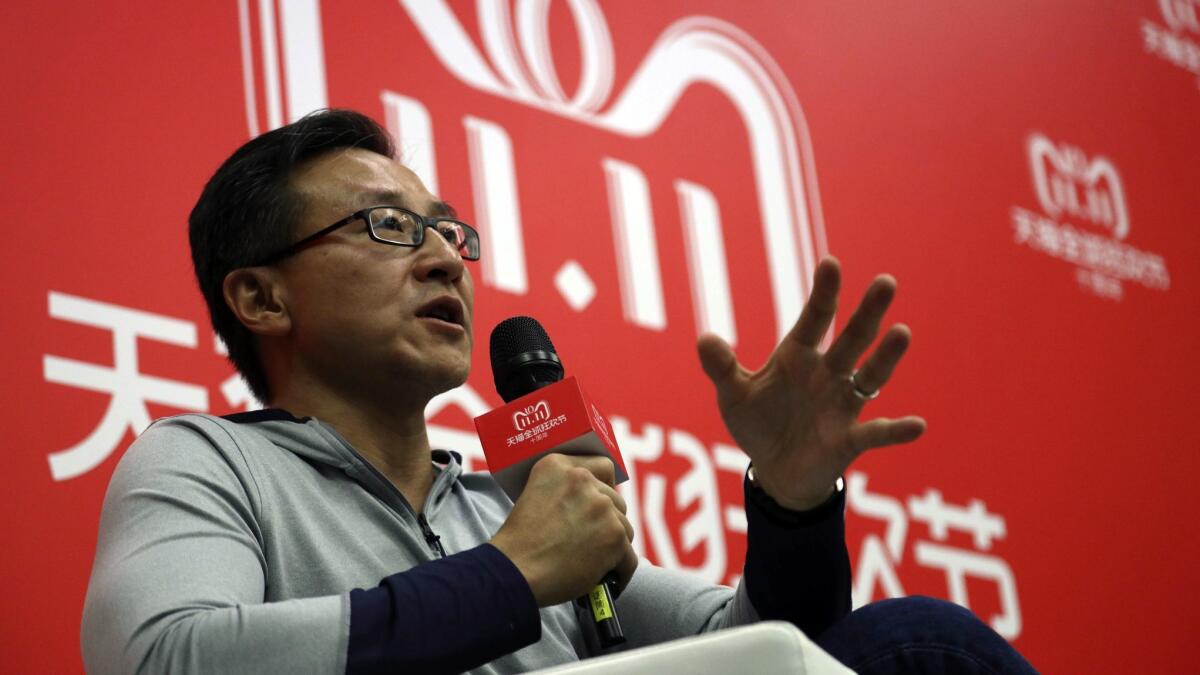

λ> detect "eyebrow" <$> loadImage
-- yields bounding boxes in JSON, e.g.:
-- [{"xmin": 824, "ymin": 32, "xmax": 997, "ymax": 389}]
[
  {"xmin": 431, "ymin": 200, "xmax": 458, "ymax": 218},
  {"xmin": 361, "ymin": 191, "xmax": 458, "ymax": 218}
]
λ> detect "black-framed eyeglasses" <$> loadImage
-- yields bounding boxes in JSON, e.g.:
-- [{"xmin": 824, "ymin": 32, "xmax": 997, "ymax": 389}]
[{"xmin": 254, "ymin": 205, "xmax": 481, "ymax": 266}]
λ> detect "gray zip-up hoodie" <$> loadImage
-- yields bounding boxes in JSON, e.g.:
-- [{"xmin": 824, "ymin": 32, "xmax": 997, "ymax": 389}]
[{"xmin": 81, "ymin": 412, "xmax": 785, "ymax": 674}]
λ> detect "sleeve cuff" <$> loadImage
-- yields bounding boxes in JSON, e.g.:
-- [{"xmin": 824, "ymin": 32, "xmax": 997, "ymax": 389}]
[
  {"xmin": 741, "ymin": 472, "xmax": 852, "ymax": 635},
  {"xmin": 744, "ymin": 473, "xmax": 845, "ymax": 527},
  {"xmin": 347, "ymin": 544, "xmax": 541, "ymax": 675},
  {"xmin": 478, "ymin": 543, "xmax": 542, "ymax": 634}
]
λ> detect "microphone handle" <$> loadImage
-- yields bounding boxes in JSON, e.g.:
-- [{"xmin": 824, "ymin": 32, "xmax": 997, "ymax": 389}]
[{"xmin": 577, "ymin": 571, "xmax": 625, "ymax": 648}]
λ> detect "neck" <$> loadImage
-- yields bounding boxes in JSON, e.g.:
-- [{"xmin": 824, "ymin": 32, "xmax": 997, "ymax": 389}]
[{"xmin": 271, "ymin": 371, "xmax": 437, "ymax": 513}]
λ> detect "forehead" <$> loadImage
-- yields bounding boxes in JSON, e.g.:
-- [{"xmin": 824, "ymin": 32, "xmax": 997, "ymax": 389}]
[{"xmin": 289, "ymin": 147, "xmax": 438, "ymax": 222}]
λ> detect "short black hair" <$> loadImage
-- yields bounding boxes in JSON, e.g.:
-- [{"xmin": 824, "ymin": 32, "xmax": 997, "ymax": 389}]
[{"xmin": 189, "ymin": 109, "xmax": 395, "ymax": 403}]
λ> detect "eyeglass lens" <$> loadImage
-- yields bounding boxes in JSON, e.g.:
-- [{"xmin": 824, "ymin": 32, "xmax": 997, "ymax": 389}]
[{"xmin": 368, "ymin": 208, "xmax": 479, "ymax": 259}]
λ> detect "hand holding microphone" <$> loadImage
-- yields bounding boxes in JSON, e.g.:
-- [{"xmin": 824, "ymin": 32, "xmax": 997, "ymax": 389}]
[
  {"xmin": 478, "ymin": 316, "xmax": 632, "ymax": 647},
  {"xmin": 490, "ymin": 453, "xmax": 637, "ymax": 607}
]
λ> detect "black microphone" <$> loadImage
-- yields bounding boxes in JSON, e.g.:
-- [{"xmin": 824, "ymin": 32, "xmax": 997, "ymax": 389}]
[
  {"xmin": 490, "ymin": 316, "xmax": 564, "ymax": 404},
  {"xmin": 488, "ymin": 316, "xmax": 626, "ymax": 649}
]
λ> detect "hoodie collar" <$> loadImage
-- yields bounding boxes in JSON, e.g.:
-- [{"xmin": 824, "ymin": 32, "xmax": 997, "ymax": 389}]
[{"xmin": 223, "ymin": 408, "xmax": 465, "ymax": 516}]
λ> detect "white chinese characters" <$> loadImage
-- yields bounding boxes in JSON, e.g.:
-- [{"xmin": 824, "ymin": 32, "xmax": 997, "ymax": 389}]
[
  {"xmin": 43, "ymin": 292, "xmax": 208, "ymax": 481},
  {"xmin": 1142, "ymin": 0, "xmax": 1200, "ymax": 87},
  {"xmin": 44, "ymin": 292, "xmax": 261, "ymax": 481},
  {"xmin": 847, "ymin": 472, "xmax": 1023, "ymax": 639},
  {"xmin": 611, "ymin": 418, "xmax": 734, "ymax": 585}
]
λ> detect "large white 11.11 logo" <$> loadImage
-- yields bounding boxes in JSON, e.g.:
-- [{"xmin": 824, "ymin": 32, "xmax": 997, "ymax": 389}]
[{"xmin": 239, "ymin": 0, "xmax": 828, "ymax": 346}]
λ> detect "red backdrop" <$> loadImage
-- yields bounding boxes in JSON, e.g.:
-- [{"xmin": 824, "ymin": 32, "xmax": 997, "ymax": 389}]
[{"xmin": 3, "ymin": 1, "xmax": 1199, "ymax": 672}]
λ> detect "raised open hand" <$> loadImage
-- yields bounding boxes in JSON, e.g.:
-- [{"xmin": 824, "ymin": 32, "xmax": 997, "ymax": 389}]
[{"xmin": 697, "ymin": 257, "xmax": 926, "ymax": 511}]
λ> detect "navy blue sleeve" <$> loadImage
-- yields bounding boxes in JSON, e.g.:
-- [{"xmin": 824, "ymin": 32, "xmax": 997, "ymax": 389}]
[
  {"xmin": 741, "ymin": 476, "xmax": 851, "ymax": 638},
  {"xmin": 347, "ymin": 543, "xmax": 541, "ymax": 675}
]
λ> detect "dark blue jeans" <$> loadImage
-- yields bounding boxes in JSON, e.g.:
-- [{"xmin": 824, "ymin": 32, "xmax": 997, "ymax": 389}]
[{"xmin": 816, "ymin": 597, "xmax": 1039, "ymax": 674}]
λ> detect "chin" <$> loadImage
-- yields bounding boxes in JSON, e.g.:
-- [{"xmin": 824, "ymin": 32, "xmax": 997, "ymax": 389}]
[{"xmin": 425, "ymin": 357, "xmax": 472, "ymax": 395}]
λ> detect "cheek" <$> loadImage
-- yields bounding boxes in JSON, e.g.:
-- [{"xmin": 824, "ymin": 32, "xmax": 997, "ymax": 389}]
[
  {"xmin": 290, "ymin": 260, "xmax": 380, "ymax": 332},
  {"xmin": 461, "ymin": 269, "xmax": 476, "ymax": 313}
]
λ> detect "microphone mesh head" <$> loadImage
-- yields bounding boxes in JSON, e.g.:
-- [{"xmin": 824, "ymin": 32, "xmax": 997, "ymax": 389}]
[
  {"xmin": 489, "ymin": 316, "xmax": 557, "ymax": 365},
  {"xmin": 489, "ymin": 316, "xmax": 563, "ymax": 402}
]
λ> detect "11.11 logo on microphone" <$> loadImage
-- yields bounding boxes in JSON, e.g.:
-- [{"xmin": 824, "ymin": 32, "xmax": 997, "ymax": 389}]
[{"xmin": 513, "ymin": 401, "xmax": 551, "ymax": 432}]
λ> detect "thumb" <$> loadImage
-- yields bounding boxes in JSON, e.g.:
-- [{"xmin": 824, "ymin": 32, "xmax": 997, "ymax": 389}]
[{"xmin": 696, "ymin": 332, "xmax": 742, "ymax": 390}]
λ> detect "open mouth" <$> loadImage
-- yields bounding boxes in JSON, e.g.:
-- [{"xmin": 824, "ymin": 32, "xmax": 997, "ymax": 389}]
[{"xmin": 416, "ymin": 296, "xmax": 466, "ymax": 328}]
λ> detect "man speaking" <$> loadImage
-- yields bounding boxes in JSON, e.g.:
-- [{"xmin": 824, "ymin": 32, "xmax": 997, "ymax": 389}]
[{"xmin": 81, "ymin": 110, "xmax": 1034, "ymax": 674}]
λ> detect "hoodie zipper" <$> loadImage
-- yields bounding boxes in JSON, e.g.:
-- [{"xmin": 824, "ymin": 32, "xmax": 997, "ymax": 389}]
[
  {"xmin": 417, "ymin": 513, "xmax": 447, "ymax": 558},
  {"xmin": 310, "ymin": 419, "xmax": 457, "ymax": 560}
]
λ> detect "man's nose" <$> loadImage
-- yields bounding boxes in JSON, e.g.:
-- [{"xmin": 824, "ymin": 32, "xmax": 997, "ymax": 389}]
[{"xmin": 412, "ymin": 226, "xmax": 466, "ymax": 282}]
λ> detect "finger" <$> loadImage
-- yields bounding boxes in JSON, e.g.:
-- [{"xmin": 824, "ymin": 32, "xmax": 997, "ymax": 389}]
[
  {"xmin": 595, "ymin": 482, "xmax": 628, "ymax": 515},
  {"xmin": 824, "ymin": 275, "xmax": 897, "ymax": 375},
  {"xmin": 697, "ymin": 332, "xmax": 744, "ymax": 392},
  {"xmin": 852, "ymin": 324, "xmax": 911, "ymax": 395},
  {"xmin": 848, "ymin": 416, "xmax": 927, "ymax": 453},
  {"xmin": 616, "ymin": 510, "xmax": 635, "ymax": 543},
  {"xmin": 612, "ymin": 543, "xmax": 639, "ymax": 597},
  {"xmin": 560, "ymin": 454, "xmax": 617, "ymax": 486},
  {"xmin": 788, "ymin": 256, "xmax": 841, "ymax": 348}
]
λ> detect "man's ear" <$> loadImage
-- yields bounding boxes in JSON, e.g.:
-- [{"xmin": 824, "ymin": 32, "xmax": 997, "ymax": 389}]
[{"xmin": 222, "ymin": 267, "xmax": 292, "ymax": 337}]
